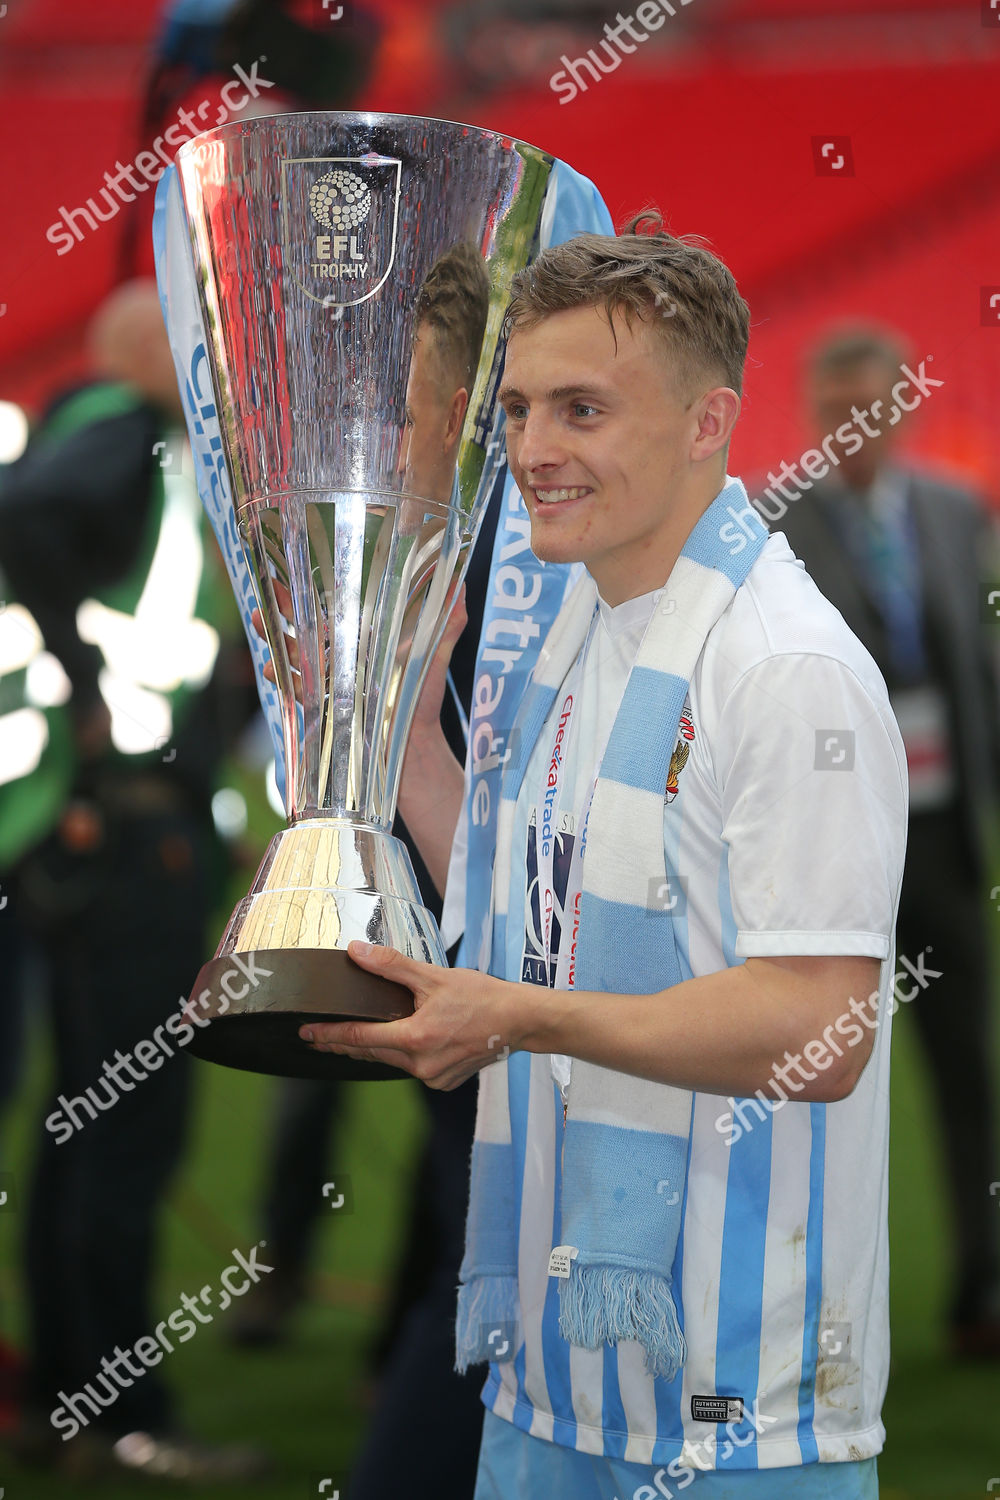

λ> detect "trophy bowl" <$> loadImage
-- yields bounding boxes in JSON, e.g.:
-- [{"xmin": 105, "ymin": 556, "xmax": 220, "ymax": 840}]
[{"xmin": 163, "ymin": 112, "xmax": 554, "ymax": 1079}]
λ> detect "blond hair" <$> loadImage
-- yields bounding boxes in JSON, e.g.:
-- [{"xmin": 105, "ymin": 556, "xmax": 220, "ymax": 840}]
[{"xmin": 505, "ymin": 210, "xmax": 749, "ymax": 399}]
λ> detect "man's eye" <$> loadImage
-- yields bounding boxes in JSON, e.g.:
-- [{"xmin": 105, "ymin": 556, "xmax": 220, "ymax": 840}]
[
  {"xmin": 572, "ymin": 403, "xmax": 598, "ymax": 418},
  {"xmin": 506, "ymin": 403, "xmax": 527, "ymax": 421}
]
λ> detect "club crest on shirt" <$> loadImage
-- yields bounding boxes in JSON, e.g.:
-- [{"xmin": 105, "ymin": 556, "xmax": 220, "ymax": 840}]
[{"xmin": 666, "ymin": 698, "xmax": 696, "ymax": 803}]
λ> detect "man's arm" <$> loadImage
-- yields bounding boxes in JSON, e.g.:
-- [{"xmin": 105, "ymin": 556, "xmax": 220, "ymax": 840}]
[
  {"xmin": 299, "ymin": 945, "xmax": 882, "ymax": 1099},
  {"xmin": 520, "ymin": 952, "xmax": 880, "ymax": 1099},
  {"xmin": 396, "ymin": 720, "xmax": 465, "ymax": 899}
]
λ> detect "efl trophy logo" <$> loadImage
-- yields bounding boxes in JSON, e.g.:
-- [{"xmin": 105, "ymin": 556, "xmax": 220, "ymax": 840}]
[{"xmin": 281, "ymin": 154, "xmax": 401, "ymax": 306}]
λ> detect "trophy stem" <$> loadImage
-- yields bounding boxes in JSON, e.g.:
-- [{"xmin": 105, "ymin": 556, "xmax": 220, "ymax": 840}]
[{"xmin": 184, "ymin": 819, "xmax": 445, "ymax": 1079}]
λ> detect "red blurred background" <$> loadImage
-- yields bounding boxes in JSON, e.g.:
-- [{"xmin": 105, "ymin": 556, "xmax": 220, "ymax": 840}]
[{"xmin": 0, "ymin": 0, "xmax": 998, "ymax": 497}]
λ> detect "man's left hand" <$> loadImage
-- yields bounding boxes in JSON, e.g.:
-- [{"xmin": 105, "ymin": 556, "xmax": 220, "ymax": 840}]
[{"xmin": 299, "ymin": 942, "xmax": 521, "ymax": 1090}]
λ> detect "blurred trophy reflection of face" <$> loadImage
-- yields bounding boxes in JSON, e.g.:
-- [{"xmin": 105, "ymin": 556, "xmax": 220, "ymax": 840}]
[
  {"xmin": 399, "ymin": 324, "xmax": 468, "ymax": 506},
  {"xmin": 388, "ymin": 243, "xmax": 490, "ymax": 697},
  {"xmin": 397, "ymin": 242, "xmax": 491, "ymax": 520}
]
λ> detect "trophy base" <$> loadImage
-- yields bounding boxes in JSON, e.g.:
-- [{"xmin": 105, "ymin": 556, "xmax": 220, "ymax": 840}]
[
  {"xmin": 185, "ymin": 949, "xmax": 414, "ymax": 1081},
  {"xmin": 184, "ymin": 819, "xmax": 445, "ymax": 1081}
]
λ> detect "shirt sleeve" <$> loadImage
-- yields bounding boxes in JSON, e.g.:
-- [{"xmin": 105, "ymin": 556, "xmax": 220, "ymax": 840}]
[{"xmin": 713, "ymin": 651, "xmax": 908, "ymax": 959}]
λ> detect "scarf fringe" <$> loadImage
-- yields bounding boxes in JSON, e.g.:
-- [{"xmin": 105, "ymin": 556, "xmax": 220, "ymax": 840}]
[
  {"xmin": 454, "ymin": 1274, "xmax": 520, "ymax": 1373},
  {"xmin": 558, "ymin": 1264, "xmax": 687, "ymax": 1381}
]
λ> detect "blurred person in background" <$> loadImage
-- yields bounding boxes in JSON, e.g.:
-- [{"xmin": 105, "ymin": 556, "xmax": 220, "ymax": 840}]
[
  {"xmin": 0, "ymin": 464, "xmax": 77, "ymax": 1436},
  {"xmin": 0, "ymin": 279, "xmax": 264, "ymax": 1481},
  {"xmin": 775, "ymin": 324, "xmax": 1000, "ymax": 1358}
]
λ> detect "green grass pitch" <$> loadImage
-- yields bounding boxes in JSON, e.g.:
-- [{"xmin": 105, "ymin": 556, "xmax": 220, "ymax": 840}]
[{"xmin": 0, "ymin": 974, "xmax": 997, "ymax": 1498}]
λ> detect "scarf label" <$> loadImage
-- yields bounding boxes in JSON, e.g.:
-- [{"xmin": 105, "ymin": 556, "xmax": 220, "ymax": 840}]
[{"xmin": 547, "ymin": 1244, "xmax": 580, "ymax": 1279}]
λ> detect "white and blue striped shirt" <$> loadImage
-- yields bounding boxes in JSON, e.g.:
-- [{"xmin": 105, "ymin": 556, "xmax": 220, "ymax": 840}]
[{"xmin": 484, "ymin": 531, "xmax": 908, "ymax": 1470}]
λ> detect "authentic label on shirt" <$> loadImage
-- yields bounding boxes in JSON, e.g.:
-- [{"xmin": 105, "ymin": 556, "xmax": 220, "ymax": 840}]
[
  {"xmin": 691, "ymin": 1395, "xmax": 744, "ymax": 1423},
  {"xmin": 547, "ymin": 1245, "xmax": 580, "ymax": 1279}
]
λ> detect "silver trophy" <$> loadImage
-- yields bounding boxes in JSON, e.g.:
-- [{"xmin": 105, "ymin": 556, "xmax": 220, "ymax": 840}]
[{"xmin": 171, "ymin": 113, "xmax": 553, "ymax": 1079}]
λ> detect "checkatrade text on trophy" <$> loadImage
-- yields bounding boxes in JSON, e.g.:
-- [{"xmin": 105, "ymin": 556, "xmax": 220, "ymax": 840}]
[{"xmin": 166, "ymin": 114, "xmax": 553, "ymax": 1080}]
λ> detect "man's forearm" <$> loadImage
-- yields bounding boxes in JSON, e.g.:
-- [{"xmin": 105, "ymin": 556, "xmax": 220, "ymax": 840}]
[
  {"xmin": 397, "ymin": 724, "xmax": 465, "ymax": 897},
  {"xmin": 510, "ymin": 954, "xmax": 881, "ymax": 1103}
]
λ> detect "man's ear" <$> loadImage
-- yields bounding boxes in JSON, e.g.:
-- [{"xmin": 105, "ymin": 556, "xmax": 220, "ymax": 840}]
[
  {"xmin": 691, "ymin": 387, "xmax": 740, "ymax": 463},
  {"xmin": 443, "ymin": 386, "xmax": 470, "ymax": 453}
]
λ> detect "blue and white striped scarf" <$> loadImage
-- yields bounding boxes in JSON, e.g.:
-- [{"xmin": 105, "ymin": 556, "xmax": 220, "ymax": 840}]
[{"xmin": 456, "ymin": 478, "xmax": 769, "ymax": 1379}]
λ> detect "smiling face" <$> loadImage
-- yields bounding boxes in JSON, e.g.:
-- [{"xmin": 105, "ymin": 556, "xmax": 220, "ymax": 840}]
[{"xmin": 500, "ymin": 304, "xmax": 739, "ymax": 606}]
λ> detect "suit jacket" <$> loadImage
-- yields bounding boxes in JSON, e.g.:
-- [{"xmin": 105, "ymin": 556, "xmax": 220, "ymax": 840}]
[{"xmin": 771, "ymin": 466, "xmax": 1000, "ymax": 873}]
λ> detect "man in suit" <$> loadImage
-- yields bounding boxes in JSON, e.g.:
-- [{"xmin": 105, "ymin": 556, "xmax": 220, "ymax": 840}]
[{"xmin": 772, "ymin": 324, "xmax": 1000, "ymax": 1357}]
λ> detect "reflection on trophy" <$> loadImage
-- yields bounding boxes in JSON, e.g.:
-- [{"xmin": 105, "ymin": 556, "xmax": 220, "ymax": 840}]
[{"xmin": 171, "ymin": 114, "xmax": 553, "ymax": 1079}]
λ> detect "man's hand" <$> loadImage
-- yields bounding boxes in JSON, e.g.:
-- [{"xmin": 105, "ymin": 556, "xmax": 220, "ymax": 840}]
[{"xmin": 299, "ymin": 939, "xmax": 521, "ymax": 1090}]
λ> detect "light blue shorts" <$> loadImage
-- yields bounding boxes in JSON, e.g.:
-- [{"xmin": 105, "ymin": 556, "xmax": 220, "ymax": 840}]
[{"xmin": 474, "ymin": 1410, "xmax": 879, "ymax": 1499}]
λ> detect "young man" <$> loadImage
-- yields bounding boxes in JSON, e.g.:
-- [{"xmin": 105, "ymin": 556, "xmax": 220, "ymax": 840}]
[{"xmin": 301, "ymin": 218, "xmax": 907, "ymax": 1496}]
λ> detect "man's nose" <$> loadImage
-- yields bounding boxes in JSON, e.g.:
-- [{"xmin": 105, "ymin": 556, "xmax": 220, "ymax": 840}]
[{"xmin": 516, "ymin": 409, "xmax": 564, "ymax": 474}]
